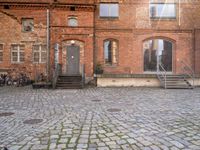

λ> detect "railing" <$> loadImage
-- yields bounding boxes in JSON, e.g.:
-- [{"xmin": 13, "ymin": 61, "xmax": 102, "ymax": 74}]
[
  {"xmin": 52, "ymin": 64, "xmax": 61, "ymax": 89},
  {"xmin": 81, "ymin": 64, "xmax": 85, "ymax": 88},
  {"xmin": 157, "ymin": 63, "xmax": 167, "ymax": 88},
  {"xmin": 180, "ymin": 61, "xmax": 195, "ymax": 88}
]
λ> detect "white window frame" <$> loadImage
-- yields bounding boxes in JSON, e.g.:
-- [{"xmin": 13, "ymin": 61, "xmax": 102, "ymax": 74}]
[
  {"xmin": 22, "ymin": 18, "xmax": 34, "ymax": 32},
  {"xmin": 33, "ymin": 45, "xmax": 47, "ymax": 63},
  {"xmin": 68, "ymin": 17, "xmax": 78, "ymax": 27},
  {"xmin": 11, "ymin": 44, "xmax": 25, "ymax": 63},
  {"xmin": 100, "ymin": 3, "xmax": 119, "ymax": 18},
  {"xmin": 150, "ymin": 3, "xmax": 176, "ymax": 19}
]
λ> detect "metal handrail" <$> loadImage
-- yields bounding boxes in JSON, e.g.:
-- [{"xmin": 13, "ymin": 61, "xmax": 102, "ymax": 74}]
[
  {"xmin": 81, "ymin": 64, "xmax": 85, "ymax": 88},
  {"xmin": 157, "ymin": 63, "xmax": 167, "ymax": 88},
  {"xmin": 180, "ymin": 61, "xmax": 195, "ymax": 87}
]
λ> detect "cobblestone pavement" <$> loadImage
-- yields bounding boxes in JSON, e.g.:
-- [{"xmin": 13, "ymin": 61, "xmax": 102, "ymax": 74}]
[{"xmin": 0, "ymin": 86, "xmax": 200, "ymax": 150}]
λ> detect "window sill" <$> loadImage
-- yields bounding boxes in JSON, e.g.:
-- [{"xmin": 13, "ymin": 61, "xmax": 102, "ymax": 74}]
[
  {"xmin": 104, "ymin": 64, "xmax": 118, "ymax": 68},
  {"xmin": 99, "ymin": 17, "xmax": 119, "ymax": 20},
  {"xmin": 150, "ymin": 17, "xmax": 177, "ymax": 21}
]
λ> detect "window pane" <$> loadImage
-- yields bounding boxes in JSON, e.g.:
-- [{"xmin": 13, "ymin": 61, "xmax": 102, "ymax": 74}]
[
  {"xmin": 22, "ymin": 19, "xmax": 34, "ymax": 32},
  {"xmin": 34, "ymin": 52, "xmax": 39, "ymax": 62},
  {"xmin": 11, "ymin": 45, "xmax": 18, "ymax": 51},
  {"xmin": 104, "ymin": 41, "xmax": 112, "ymax": 64},
  {"xmin": 110, "ymin": 4, "xmax": 119, "ymax": 17},
  {"xmin": 68, "ymin": 18, "xmax": 78, "ymax": 27},
  {"xmin": 33, "ymin": 45, "xmax": 40, "ymax": 51},
  {"xmin": 12, "ymin": 52, "xmax": 18, "ymax": 62},
  {"xmin": 20, "ymin": 52, "xmax": 25, "ymax": 62},
  {"xmin": 100, "ymin": 4, "xmax": 109, "ymax": 17},
  {"xmin": 150, "ymin": 4, "xmax": 176, "ymax": 18},
  {"xmin": 0, "ymin": 44, "xmax": 3, "ymax": 50},
  {"xmin": 41, "ymin": 45, "xmax": 47, "ymax": 51},
  {"xmin": 0, "ymin": 52, "xmax": 3, "ymax": 61},
  {"xmin": 41, "ymin": 52, "xmax": 46, "ymax": 62}
]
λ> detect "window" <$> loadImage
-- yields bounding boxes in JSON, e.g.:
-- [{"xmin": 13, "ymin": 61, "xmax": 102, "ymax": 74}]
[
  {"xmin": 104, "ymin": 40, "xmax": 118, "ymax": 65},
  {"xmin": 0, "ymin": 44, "xmax": 3, "ymax": 62},
  {"xmin": 100, "ymin": 3, "xmax": 119, "ymax": 18},
  {"xmin": 150, "ymin": 3, "xmax": 176, "ymax": 18},
  {"xmin": 11, "ymin": 44, "xmax": 25, "ymax": 63},
  {"xmin": 22, "ymin": 18, "xmax": 34, "ymax": 32},
  {"xmin": 68, "ymin": 17, "xmax": 78, "ymax": 27},
  {"xmin": 33, "ymin": 45, "xmax": 47, "ymax": 63},
  {"xmin": 143, "ymin": 39, "xmax": 173, "ymax": 72}
]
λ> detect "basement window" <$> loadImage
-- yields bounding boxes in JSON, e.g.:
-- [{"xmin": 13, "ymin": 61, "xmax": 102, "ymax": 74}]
[
  {"xmin": 11, "ymin": 44, "xmax": 25, "ymax": 63},
  {"xmin": 0, "ymin": 44, "xmax": 3, "ymax": 62},
  {"xmin": 33, "ymin": 45, "xmax": 47, "ymax": 63},
  {"xmin": 22, "ymin": 18, "xmax": 34, "ymax": 32}
]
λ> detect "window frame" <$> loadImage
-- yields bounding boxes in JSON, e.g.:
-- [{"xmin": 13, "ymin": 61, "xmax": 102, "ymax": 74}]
[
  {"xmin": 150, "ymin": 3, "xmax": 177, "ymax": 19},
  {"xmin": 103, "ymin": 39, "xmax": 119, "ymax": 66},
  {"xmin": 21, "ymin": 18, "xmax": 34, "ymax": 32},
  {"xmin": 32, "ymin": 44, "xmax": 47, "ymax": 63},
  {"xmin": 99, "ymin": 3, "xmax": 119, "ymax": 18},
  {"xmin": 11, "ymin": 44, "xmax": 25, "ymax": 63},
  {"xmin": 0, "ymin": 44, "xmax": 3, "ymax": 62}
]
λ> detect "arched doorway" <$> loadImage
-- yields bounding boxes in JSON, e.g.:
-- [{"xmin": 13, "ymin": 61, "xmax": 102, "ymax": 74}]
[{"xmin": 143, "ymin": 39, "xmax": 173, "ymax": 72}]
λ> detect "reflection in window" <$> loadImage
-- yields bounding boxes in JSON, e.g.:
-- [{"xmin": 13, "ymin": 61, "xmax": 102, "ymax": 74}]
[
  {"xmin": 143, "ymin": 39, "xmax": 172, "ymax": 72},
  {"xmin": 104, "ymin": 40, "xmax": 118, "ymax": 65},
  {"xmin": 22, "ymin": 18, "xmax": 34, "ymax": 32},
  {"xmin": 150, "ymin": 3, "xmax": 176, "ymax": 18},
  {"xmin": 100, "ymin": 4, "xmax": 119, "ymax": 18}
]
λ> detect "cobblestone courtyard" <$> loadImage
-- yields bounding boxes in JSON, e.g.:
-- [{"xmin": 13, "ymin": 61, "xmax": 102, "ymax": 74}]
[{"xmin": 0, "ymin": 87, "xmax": 200, "ymax": 150}]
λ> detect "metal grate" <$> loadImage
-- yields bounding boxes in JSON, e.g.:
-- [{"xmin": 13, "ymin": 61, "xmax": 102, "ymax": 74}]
[
  {"xmin": 23, "ymin": 119, "xmax": 43, "ymax": 124},
  {"xmin": 0, "ymin": 112, "xmax": 14, "ymax": 117}
]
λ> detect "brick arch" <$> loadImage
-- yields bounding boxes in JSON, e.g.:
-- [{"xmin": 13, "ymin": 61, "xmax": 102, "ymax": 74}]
[
  {"xmin": 143, "ymin": 36, "xmax": 176, "ymax": 43},
  {"xmin": 142, "ymin": 37, "xmax": 175, "ymax": 73},
  {"xmin": 61, "ymin": 40, "xmax": 85, "ymax": 74}
]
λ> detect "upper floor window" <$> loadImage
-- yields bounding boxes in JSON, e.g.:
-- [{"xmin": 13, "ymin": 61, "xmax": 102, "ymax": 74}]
[
  {"xmin": 33, "ymin": 45, "xmax": 47, "ymax": 63},
  {"xmin": 68, "ymin": 17, "xmax": 78, "ymax": 27},
  {"xmin": 100, "ymin": 3, "xmax": 119, "ymax": 18},
  {"xmin": 104, "ymin": 39, "xmax": 118, "ymax": 65},
  {"xmin": 22, "ymin": 18, "xmax": 34, "ymax": 32},
  {"xmin": 0, "ymin": 44, "xmax": 3, "ymax": 62},
  {"xmin": 11, "ymin": 44, "xmax": 25, "ymax": 63},
  {"xmin": 150, "ymin": 3, "xmax": 176, "ymax": 19}
]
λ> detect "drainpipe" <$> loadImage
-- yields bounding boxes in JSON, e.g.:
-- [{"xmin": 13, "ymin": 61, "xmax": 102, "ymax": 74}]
[
  {"xmin": 193, "ymin": 29, "xmax": 196, "ymax": 75},
  {"xmin": 93, "ymin": 1, "xmax": 96, "ymax": 74},
  {"xmin": 46, "ymin": 9, "xmax": 50, "ymax": 82}
]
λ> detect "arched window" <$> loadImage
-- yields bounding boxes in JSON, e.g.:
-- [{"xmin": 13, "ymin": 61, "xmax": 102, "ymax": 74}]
[
  {"xmin": 104, "ymin": 39, "xmax": 118, "ymax": 65},
  {"xmin": 143, "ymin": 39, "xmax": 173, "ymax": 72}
]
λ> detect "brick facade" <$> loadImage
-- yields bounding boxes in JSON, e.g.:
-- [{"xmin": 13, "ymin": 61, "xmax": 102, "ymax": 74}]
[{"xmin": 0, "ymin": 0, "xmax": 200, "ymax": 82}]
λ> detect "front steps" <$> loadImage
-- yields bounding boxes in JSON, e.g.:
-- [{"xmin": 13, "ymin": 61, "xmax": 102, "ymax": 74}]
[
  {"xmin": 157, "ymin": 74, "xmax": 193, "ymax": 89},
  {"xmin": 56, "ymin": 75, "xmax": 83, "ymax": 89}
]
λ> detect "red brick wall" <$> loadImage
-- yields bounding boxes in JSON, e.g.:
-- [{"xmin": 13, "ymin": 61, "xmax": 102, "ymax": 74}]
[
  {"xmin": 0, "ymin": 8, "xmax": 47, "ymax": 79},
  {"xmin": 195, "ymin": 29, "xmax": 200, "ymax": 74}
]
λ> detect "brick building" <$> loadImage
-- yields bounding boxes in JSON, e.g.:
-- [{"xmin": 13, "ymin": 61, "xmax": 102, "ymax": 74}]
[{"xmin": 0, "ymin": 0, "xmax": 200, "ymax": 87}]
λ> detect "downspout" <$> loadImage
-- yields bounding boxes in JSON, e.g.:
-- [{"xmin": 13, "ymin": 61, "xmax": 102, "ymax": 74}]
[
  {"xmin": 93, "ymin": 1, "xmax": 96, "ymax": 75},
  {"xmin": 193, "ymin": 29, "xmax": 196, "ymax": 75},
  {"xmin": 46, "ymin": 8, "xmax": 50, "ymax": 82}
]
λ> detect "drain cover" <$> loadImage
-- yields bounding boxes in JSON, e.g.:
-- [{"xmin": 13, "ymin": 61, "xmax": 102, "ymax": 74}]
[
  {"xmin": 23, "ymin": 119, "xmax": 43, "ymax": 124},
  {"xmin": 0, "ymin": 112, "xmax": 14, "ymax": 117},
  {"xmin": 107, "ymin": 108, "xmax": 121, "ymax": 112},
  {"xmin": 91, "ymin": 100, "xmax": 102, "ymax": 102}
]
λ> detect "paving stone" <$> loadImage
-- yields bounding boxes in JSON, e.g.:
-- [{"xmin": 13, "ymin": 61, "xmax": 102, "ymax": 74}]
[{"xmin": 0, "ymin": 87, "xmax": 200, "ymax": 150}]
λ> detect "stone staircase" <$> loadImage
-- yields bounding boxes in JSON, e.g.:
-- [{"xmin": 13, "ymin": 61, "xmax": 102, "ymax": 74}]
[
  {"xmin": 157, "ymin": 74, "xmax": 193, "ymax": 89},
  {"xmin": 56, "ymin": 75, "xmax": 83, "ymax": 89}
]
